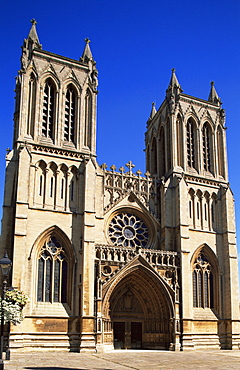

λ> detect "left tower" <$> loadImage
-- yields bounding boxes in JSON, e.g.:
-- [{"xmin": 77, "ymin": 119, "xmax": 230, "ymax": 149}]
[{"xmin": 1, "ymin": 20, "xmax": 98, "ymax": 350}]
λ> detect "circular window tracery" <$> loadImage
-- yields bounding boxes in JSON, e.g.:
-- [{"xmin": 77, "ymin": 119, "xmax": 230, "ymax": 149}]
[{"xmin": 109, "ymin": 212, "xmax": 149, "ymax": 248}]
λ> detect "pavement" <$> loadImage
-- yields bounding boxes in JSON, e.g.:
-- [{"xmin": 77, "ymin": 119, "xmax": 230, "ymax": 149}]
[{"xmin": 2, "ymin": 349, "xmax": 240, "ymax": 370}]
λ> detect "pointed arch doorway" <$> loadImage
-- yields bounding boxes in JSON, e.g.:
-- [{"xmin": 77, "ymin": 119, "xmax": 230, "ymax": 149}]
[{"xmin": 103, "ymin": 263, "xmax": 174, "ymax": 350}]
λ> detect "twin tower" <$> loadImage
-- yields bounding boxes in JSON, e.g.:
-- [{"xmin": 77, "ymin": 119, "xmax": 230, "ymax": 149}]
[{"xmin": 1, "ymin": 20, "xmax": 239, "ymax": 352}]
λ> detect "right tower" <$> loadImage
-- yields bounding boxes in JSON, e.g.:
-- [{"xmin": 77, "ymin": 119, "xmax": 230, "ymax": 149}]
[{"xmin": 145, "ymin": 69, "xmax": 240, "ymax": 349}]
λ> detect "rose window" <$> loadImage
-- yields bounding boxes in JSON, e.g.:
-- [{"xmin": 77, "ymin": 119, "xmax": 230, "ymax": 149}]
[{"xmin": 109, "ymin": 212, "xmax": 149, "ymax": 248}]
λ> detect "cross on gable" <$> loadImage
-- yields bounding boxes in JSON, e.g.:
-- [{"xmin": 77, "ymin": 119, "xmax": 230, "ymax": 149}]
[{"xmin": 125, "ymin": 161, "xmax": 135, "ymax": 174}]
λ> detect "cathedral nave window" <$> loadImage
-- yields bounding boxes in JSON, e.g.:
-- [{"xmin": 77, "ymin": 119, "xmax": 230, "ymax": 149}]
[
  {"xmin": 64, "ymin": 85, "xmax": 76, "ymax": 143},
  {"xmin": 42, "ymin": 78, "xmax": 55, "ymax": 139},
  {"xmin": 37, "ymin": 237, "xmax": 68, "ymax": 303}
]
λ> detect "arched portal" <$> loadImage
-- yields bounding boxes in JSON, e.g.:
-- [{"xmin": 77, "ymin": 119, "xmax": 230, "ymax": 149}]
[{"xmin": 102, "ymin": 263, "xmax": 174, "ymax": 350}]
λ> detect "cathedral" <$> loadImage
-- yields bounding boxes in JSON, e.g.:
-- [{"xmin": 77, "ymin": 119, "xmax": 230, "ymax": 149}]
[{"xmin": 1, "ymin": 20, "xmax": 240, "ymax": 352}]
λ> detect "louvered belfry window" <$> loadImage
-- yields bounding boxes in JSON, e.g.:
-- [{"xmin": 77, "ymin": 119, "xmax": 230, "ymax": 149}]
[
  {"xmin": 203, "ymin": 123, "xmax": 211, "ymax": 172},
  {"xmin": 64, "ymin": 85, "xmax": 76, "ymax": 142},
  {"xmin": 187, "ymin": 118, "xmax": 196, "ymax": 169},
  {"xmin": 42, "ymin": 79, "xmax": 55, "ymax": 139}
]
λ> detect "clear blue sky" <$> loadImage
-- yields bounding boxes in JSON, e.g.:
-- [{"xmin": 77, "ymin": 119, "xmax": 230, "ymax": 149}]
[{"xmin": 1, "ymin": 1, "xmax": 240, "ymax": 263}]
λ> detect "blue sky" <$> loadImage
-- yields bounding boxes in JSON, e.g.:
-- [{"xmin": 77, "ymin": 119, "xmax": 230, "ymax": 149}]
[{"xmin": 1, "ymin": 1, "xmax": 240, "ymax": 262}]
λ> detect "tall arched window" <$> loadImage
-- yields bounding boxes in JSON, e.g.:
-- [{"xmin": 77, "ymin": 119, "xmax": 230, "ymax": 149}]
[
  {"xmin": 42, "ymin": 78, "xmax": 55, "ymax": 139},
  {"xmin": 217, "ymin": 126, "xmax": 225, "ymax": 178},
  {"xmin": 192, "ymin": 252, "xmax": 214, "ymax": 308},
  {"xmin": 64, "ymin": 84, "xmax": 76, "ymax": 143},
  {"xmin": 176, "ymin": 115, "xmax": 184, "ymax": 167},
  {"xmin": 202, "ymin": 123, "xmax": 212, "ymax": 172},
  {"xmin": 159, "ymin": 126, "xmax": 166, "ymax": 177},
  {"xmin": 186, "ymin": 118, "xmax": 196, "ymax": 169},
  {"xmin": 84, "ymin": 89, "xmax": 92, "ymax": 149},
  {"xmin": 37, "ymin": 236, "xmax": 68, "ymax": 303},
  {"xmin": 27, "ymin": 73, "xmax": 36, "ymax": 137},
  {"xmin": 151, "ymin": 137, "xmax": 157, "ymax": 175}
]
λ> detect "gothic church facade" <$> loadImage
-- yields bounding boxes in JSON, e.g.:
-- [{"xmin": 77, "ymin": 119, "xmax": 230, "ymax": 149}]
[{"xmin": 1, "ymin": 21, "xmax": 240, "ymax": 352}]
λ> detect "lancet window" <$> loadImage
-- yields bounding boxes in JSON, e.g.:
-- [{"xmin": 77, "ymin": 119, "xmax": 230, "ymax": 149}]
[
  {"xmin": 84, "ymin": 89, "xmax": 92, "ymax": 148},
  {"xmin": 176, "ymin": 115, "xmax": 184, "ymax": 167},
  {"xmin": 151, "ymin": 137, "xmax": 157, "ymax": 175},
  {"xmin": 27, "ymin": 73, "xmax": 36, "ymax": 137},
  {"xmin": 186, "ymin": 118, "xmax": 196, "ymax": 169},
  {"xmin": 159, "ymin": 126, "xmax": 166, "ymax": 177},
  {"xmin": 192, "ymin": 252, "xmax": 214, "ymax": 308},
  {"xmin": 217, "ymin": 126, "xmax": 225, "ymax": 178},
  {"xmin": 202, "ymin": 123, "xmax": 212, "ymax": 172},
  {"xmin": 37, "ymin": 237, "xmax": 68, "ymax": 303},
  {"xmin": 42, "ymin": 78, "xmax": 55, "ymax": 139},
  {"xmin": 64, "ymin": 85, "xmax": 76, "ymax": 143}
]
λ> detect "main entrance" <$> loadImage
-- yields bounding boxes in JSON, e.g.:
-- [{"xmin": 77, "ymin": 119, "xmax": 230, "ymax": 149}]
[
  {"xmin": 107, "ymin": 266, "xmax": 173, "ymax": 350},
  {"xmin": 113, "ymin": 321, "xmax": 142, "ymax": 349}
]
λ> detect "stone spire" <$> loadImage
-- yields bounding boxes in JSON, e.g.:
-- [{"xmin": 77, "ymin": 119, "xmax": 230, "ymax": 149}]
[
  {"xmin": 166, "ymin": 69, "xmax": 182, "ymax": 113},
  {"xmin": 149, "ymin": 102, "xmax": 157, "ymax": 119},
  {"xmin": 21, "ymin": 19, "xmax": 42, "ymax": 70},
  {"xmin": 80, "ymin": 38, "xmax": 94, "ymax": 64},
  {"xmin": 146, "ymin": 102, "xmax": 157, "ymax": 126},
  {"xmin": 166, "ymin": 68, "xmax": 183, "ymax": 100},
  {"xmin": 27, "ymin": 19, "xmax": 41, "ymax": 47},
  {"xmin": 168, "ymin": 68, "xmax": 182, "ymax": 91},
  {"xmin": 208, "ymin": 81, "xmax": 221, "ymax": 106}
]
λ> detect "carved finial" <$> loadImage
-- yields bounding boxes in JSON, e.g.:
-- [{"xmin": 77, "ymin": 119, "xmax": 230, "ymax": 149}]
[
  {"xmin": 31, "ymin": 19, "xmax": 37, "ymax": 25},
  {"xmin": 211, "ymin": 81, "xmax": 214, "ymax": 86},
  {"xmin": 110, "ymin": 165, "xmax": 116, "ymax": 172},
  {"xmin": 119, "ymin": 166, "xmax": 125, "ymax": 173},
  {"xmin": 101, "ymin": 163, "xmax": 107, "ymax": 171},
  {"xmin": 136, "ymin": 170, "xmax": 142, "ymax": 176},
  {"xmin": 125, "ymin": 161, "xmax": 135, "ymax": 175},
  {"xmin": 172, "ymin": 68, "xmax": 175, "ymax": 73},
  {"xmin": 84, "ymin": 38, "xmax": 90, "ymax": 44}
]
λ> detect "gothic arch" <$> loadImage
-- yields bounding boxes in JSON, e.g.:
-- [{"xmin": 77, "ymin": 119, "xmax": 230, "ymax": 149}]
[
  {"xmin": 202, "ymin": 121, "xmax": 213, "ymax": 173},
  {"xmin": 63, "ymin": 83, "xmax": 80, "ymax": 144},
  {"xmin": 158, "ymin": 125, "xmax": 166, "ymax": 177},
  {"xmin": 191, "ymin": 244, "xmax": 219, "ymax": 311},
  {"xmin": 176, "ymin": 114, "xmax": 184, "ymax": 168},
  {"xmin": 102, "ymin": 260, "xmax": 175, "ymax": 349},
  {"xmin": 186, "ymin": 117, "xmax": 198, "ymax": 171},
  {"xmin": 29, "ymin": 225, "xmax": 76, "ymax": 307},
  {"xmin": 150, "ymin": 136, "xmax": 157, "ymax": 175},
  {"xmin": 84, "ymin": 88, "xmax": 92, "ymax": 149},
  {"xmin": 216, "ymin": 125, "xmax": 225, "ymax": 178},
  {"xmin": 40, "ymin": 77, "xmax": 58, "ymax": 140}
]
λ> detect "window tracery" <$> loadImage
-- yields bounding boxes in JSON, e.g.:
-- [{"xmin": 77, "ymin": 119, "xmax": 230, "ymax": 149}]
[
  {"xmin": 37, "ymin": 236, "xmax": 68, "ymax": 303},
  {"xmin": 109, "ymin": 212, "xmax": 149, "ymax": 248},
  {"xmin": 192, "ymin": 252, "xmax": 213, "ymax": 308}
]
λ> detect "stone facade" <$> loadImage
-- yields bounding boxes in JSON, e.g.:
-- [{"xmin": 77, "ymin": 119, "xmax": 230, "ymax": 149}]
[{"xmin": 1, "ymin": 20, "xmax": 239, "ymax": 352}]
